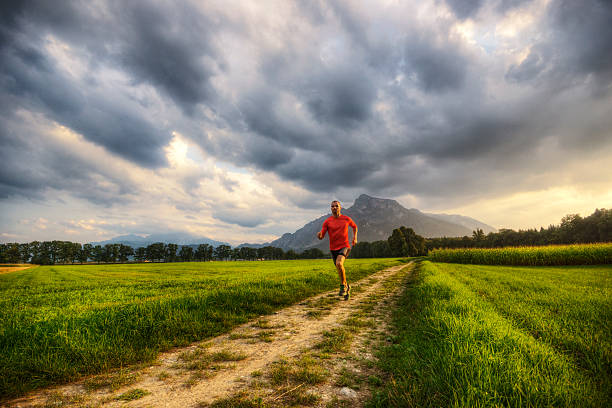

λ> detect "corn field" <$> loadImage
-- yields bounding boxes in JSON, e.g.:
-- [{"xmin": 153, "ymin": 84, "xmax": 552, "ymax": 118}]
[{"xmin": 428, "ymin": 243, "xmax": 612, "ymax": 266}]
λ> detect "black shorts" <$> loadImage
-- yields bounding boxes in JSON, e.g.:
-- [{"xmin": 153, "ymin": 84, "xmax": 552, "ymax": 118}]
[{"xmin": 331, "ymin": 247, "xmax": 351, "ymax": 264}]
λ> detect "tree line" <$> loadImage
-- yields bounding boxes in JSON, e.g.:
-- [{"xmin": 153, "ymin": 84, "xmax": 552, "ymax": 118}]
[
  {"xmin": 426, "ymin": 208, "xmax": 611, "ymax": 250},
  {"xmin": 1, "ymin": 209, "xmax": 608, "ymax": 264},
  {"xmin": 0, "ymin": 241, "xmax": 325, "ymax": 265}
]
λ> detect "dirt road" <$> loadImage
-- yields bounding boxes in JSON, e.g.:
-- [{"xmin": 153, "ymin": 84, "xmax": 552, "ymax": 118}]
[{"xmin": 7, "ymin": 262, "xmax": 414, "ymax": 408}]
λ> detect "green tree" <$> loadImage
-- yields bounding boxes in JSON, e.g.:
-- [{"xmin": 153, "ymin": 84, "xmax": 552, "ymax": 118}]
[
  {"xmin": 118, "ymin": 244, "xmax": 134, "ymax": 263},
  {"xmin": 214, "ymin": 245, "xmax": 232, "ymax": 260},
  {"xmin": 3, "ymin": 243, "xmax": 21, "ymax": 263},
  {"xmin": 195, "ymin": 244, "xmax": 212, "ymax": 261},
  {"xmin": 301, "ymin": 248, "xmax": 324, "ymax": 259},
  {"xmin": 165, "ymin": 244, "xmax": 178, "ymax": 262},
  {"xmin": 179, "ymin": 246, "xmax": 194, "ymax": 262},
  {"xmin": 371, "ymin": 240, "xmax": 391, "ymax": 257},
  {"xmin": 146, "ymin": 243, "xmax": 165, "ymax": 262},
  {"xmin": 79, "ymin": 243, "xmax": 92, "ymax": 263},
  {"xmin": 91, "ymin": 245, "xmax": 104, "ymax": 263},
  {"xmin": 134, "ymin": 247, "xmax": 147, "ymax": 262},
  {"xmin": 285, "ymin": 249, "xmax": 298, "ymax": 260}
]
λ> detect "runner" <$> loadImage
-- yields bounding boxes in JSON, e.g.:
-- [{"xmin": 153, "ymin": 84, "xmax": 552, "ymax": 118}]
[{"xmin": 317, "ymin": 200, "xmax": 358, "ymax": 300}]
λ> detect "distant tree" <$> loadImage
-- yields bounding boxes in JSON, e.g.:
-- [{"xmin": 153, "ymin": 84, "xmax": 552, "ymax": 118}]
[
  {"xmin": 472, "ymin": 228, "xmax": 485, "ymax": 244},
  {"xmin": 103, "ymin": 244, "xmax": 117, "ymax": 263},
  {"xmin": 387, "ymin": 227, "xmax": 426, "ymax": 257},
  {"xmin": 118, "ymin": 244, "xmax": 134, "ymax": 263},
  {"xmin": 388, "ymin": 229, "xmax": 408, "ymax": 257},
  {"xmin": 195, "ymin": 244, "xmax": 212, "ymax": 261},
  {"xmin": 134, "ymin": 247, "xmax": 147, "ymax": 262},
  {"xmin": 164, "ymin": 243, "xmax": 178, "ymax": 262},
  {"xmin": 301, "ymin": 248, "xmax": 324, "ymax": 259},
  {"xmin": 179, "ymin": 246, "xmax": 194, "ymax": 262},
  {"xmin": 371, "ymin": 240, "xmax": 392, "ymax": 257},
  {"xmin": 91, "ymin": 245, "xmax": 104, "ymax": 263},
  {"xmin": 245, "ymin": 247, "xmax": 258, "ymax": 260},
  {"xmin": 31, "ymin": 241, "xmax": 52, "ymax": 265},
  {"xmin": 18, "ymin": 243, "xmax": 31, "ymax": 263},
  {"xmin": 285, "ymin": 249, "xmax": 298, "ymax": 260},
  {"xmin": 351, "ymin": 241, "xmax": 371, "ymax": 258},
  {"xmin": 214, "ymin": 245, "xmax": 232, "ymax": 260},
  {"xmin": 79, "ymin": 243, "xmax": 92, "ymax": 263},
  {"xmin": 146, "ymin": 242, "xmax": 165, "ymax": 262},
  {"xmin": 3, "ymin": 243, "xmax": 21, "ymax": 263},
  {"xmin": 69, "ymin": 242, "xmax": 82, "ymax": 264}
]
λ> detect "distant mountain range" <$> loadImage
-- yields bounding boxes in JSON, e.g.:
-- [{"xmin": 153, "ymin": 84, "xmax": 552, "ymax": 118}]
[
  {"xmin": 258, "ymin": 194, "xmax": 496, "ymax": 251},
  {"xmin": 90, "ymin": 233, "xmax": 228, "ymax": 248},
  {"xmin": 93, "ymin": 194, "xmax": 496, "ymax": 251}
]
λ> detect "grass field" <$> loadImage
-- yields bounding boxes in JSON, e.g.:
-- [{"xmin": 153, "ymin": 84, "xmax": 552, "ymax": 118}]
[
  {"xmin": 428, "ymin": 242, "xmax": 612, "ymax": 266},
  {"xmin": 0, "ymin": 258, "xmax": 403, "ymax": 399},
  {"xmin": 369, "ymin": 261, "xmax": 612, "ymax": 407}
]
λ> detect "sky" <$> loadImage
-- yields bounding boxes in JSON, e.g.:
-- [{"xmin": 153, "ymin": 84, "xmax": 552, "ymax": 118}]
[{"xmin": 1, "ymin": 0, "xmax": 611, "ymax": 245}]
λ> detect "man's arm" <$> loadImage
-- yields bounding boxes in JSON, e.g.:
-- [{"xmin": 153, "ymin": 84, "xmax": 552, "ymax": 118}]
[
  {"xmin": 351, "ymin": 225, "xmax": 358, "ymax": 246},
  {"xmin": 317, "ymin": 221, "xmax": 327, "ymax": 240}
]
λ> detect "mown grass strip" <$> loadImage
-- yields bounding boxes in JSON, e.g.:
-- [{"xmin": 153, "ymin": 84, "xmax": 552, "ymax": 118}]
[
  {"xmin": 428, "ymin": 242, "xmax": 612, "ymax": 266},
  {"xmin": 0, "ymin": 258, "xmax": 402, "ymax": 400},
  {"xmin": 440, "ymin": 262, "xmax": 612, "ymax": 390},
  {"xmin": 368, "ymin": 261, "xmax": 610, "ymax": 407}
]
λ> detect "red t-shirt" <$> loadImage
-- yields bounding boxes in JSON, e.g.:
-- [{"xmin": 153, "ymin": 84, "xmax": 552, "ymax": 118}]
[{"xmin": 320, "ymin": 215, "xmax": 357, "ymax": 250}]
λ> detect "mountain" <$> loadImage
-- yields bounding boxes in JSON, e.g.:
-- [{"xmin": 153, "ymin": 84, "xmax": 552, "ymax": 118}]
[
  {"xmin": 261, "ymin": 194, "xmax": 494, "ymax": 251},
  {"xmin": 90, "ymin": 232, "xmax": 228, "ymax": 248},
  {"xmin": 423, "ymin": 213, "xmax": 497, "ymax": 234}
]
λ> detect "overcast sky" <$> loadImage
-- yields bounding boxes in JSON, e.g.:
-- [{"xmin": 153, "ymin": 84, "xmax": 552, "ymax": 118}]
[{"xmin": 1, "ymin": 0, "xmax": 611, "ymax": 245}]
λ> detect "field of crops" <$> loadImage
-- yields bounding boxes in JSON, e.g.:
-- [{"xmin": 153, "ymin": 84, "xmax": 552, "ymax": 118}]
[
  {"xmin": 0, "ymin": 258, "xmax": 402, "ymax": 399},
  {"xmin": 370, "ymin": 261, "xmax": 612, "ymax": 407},
  {"xmin": 428, "ymin": 242, "xmax": 612, "ymax": 265}
]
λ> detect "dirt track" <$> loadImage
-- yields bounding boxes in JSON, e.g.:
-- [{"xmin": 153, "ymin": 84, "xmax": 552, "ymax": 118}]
[{"xmin": 6, "ymin": 262, "xmax": 414, "ymax": 408}]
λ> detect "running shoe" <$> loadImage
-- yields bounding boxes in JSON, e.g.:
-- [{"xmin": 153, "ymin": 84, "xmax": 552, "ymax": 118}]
[
  {"xmin": 339, "ymin": 284, "xmax": 347, "ymax": 296},
  {"xmin": 343, "ymin": 284, "xmax": 351, "ymax": 301}
]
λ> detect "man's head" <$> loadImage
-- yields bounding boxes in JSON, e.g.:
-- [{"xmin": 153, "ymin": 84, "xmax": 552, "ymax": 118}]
[{"xmin": 331, "ymin": 200, "xmax": 341, "ymax": 217}]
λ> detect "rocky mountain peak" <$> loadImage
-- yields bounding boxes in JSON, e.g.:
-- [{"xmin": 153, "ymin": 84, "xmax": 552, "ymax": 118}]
[{"xmin": 351, "ymin": 194, "xmax": 402, "ymax": 211}]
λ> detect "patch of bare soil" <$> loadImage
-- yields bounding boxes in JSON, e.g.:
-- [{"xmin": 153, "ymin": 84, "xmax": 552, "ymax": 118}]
[
  {"xmin": 5, "ymin": 262, "xmax": 413, "ymax": 408},
  {"xmin": 0, "ymin": 265, "xmax": 35, "ymax": 274}
]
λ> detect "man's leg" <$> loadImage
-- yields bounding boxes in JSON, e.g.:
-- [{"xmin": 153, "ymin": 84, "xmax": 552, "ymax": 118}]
[{"xmin": 335, "ymin": 255, "xmax": 347, "ymax": 286}]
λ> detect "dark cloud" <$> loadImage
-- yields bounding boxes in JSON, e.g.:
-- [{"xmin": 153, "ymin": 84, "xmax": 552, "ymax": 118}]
[
  {"xmin": 445, "ymin": 0, "xmax": 484, "ymax": 19},
  {"xmin": 0, "ymin": 115, "xmax": 138, "ymax": 205},
  {"xmin": 548, "ymin": 0, "xmax": 612, "ymax": 84},
  {"xmin": 305, "ymin": 67, "xmax": 376, "ymax": 127},
  {"xmin": 1, "ymin": 0, "xmax": 611, "ymax": 217},
  {"xmin": 212, "ymin": 210, "xmax": 267, "ymax": 228},
  {"xmin": 0, "ymin": 1, "xmax": 173, "ymax": 168},
  {"xmin": 505, "ymin": 50, "xmax": 546, "ymax": 83},
  {"xmin": 444, "ymin": 0, "xmax": 532, "ymax": 19},
  {"xmin": 114, "ymin": 1, "xmax": 222, "ymax": 113},
  {"xmin": 404, "ymin": 39, "xmax": 468, "ymax": 92}
]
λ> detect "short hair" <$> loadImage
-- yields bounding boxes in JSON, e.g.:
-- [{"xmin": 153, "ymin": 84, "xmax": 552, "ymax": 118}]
[{"xmin": 331, "ymin": 200, "xmax": 341, "ymax": 206}]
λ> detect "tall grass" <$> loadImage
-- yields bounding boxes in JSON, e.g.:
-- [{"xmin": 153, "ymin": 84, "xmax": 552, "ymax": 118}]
[
  {"xmin": 368, "ymin": 261, "xmax": 611, "ymax": 407},
  {"xmin": 0, "ymin": 258, "xmax": 402, "ymax": 399},
  {"xmin": 428, "ymin": 242, "xmax": 612, "ymax": 266}
]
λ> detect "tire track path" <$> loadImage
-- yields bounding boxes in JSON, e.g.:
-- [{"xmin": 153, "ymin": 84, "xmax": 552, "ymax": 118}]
[{"xmin": 7, "ymin": 262, "xmax": 414, "ymax": 408}]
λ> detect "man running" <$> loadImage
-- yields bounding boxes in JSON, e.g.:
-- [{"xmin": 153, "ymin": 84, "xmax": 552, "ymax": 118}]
[{"xmin": 317, "ymin": 200, "xmax": 358, "ymax": 300}]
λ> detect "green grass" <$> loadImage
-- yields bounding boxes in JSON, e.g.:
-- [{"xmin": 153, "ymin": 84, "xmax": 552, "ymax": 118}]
[
  {"xmin": 368, "ymin": 261, "xmax": 612, "ymax": 407},
  {"xmin": 0, "ymin": 258, "xmax": 402, "ymax": 400},
  {"xmin": 428, "ymin": 242, "xmax": 612, "ymax": 265}
]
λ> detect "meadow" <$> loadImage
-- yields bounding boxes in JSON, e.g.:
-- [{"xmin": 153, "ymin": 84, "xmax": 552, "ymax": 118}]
[
  {"xmin": 428, "ymin": 242, "xmax": 612, "ymax": 266},
  {"xmin": 0, "ymin": 258, "xmax": 403, "ymax": 399},
  {"xmin": 369, "ymin": 261, "xmax": 612, "ymax": 407}
]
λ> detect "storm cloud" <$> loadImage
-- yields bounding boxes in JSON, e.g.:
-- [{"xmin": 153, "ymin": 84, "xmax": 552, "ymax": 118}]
[{"xmin": 1, "ymin": 0, "xmax": 611, "ymax": 240}]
